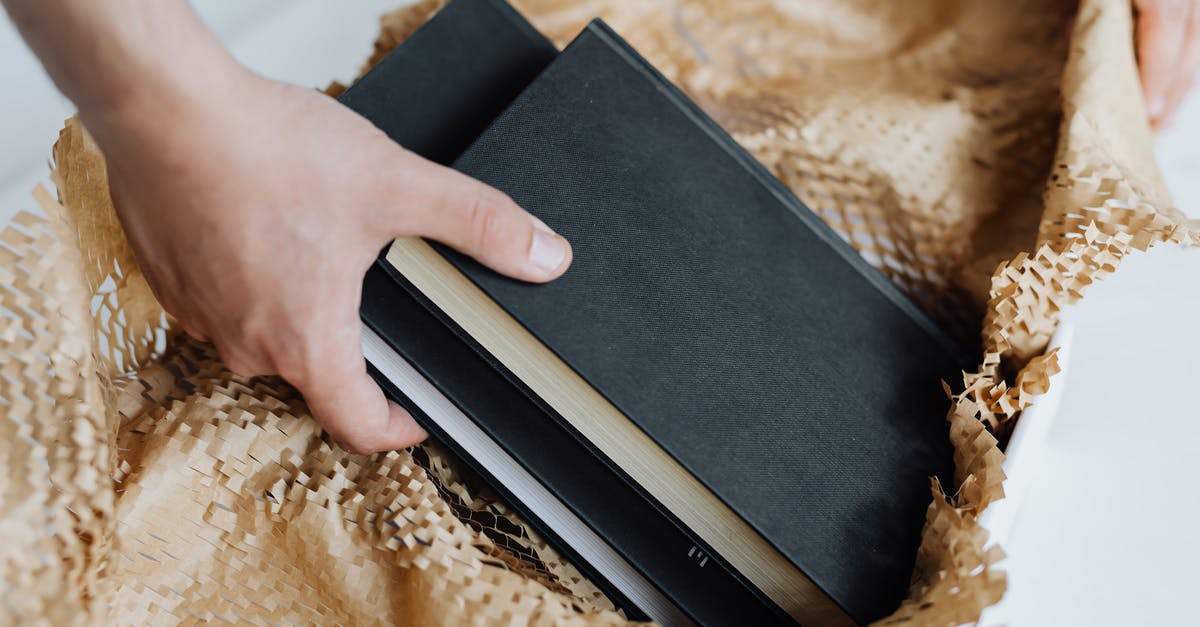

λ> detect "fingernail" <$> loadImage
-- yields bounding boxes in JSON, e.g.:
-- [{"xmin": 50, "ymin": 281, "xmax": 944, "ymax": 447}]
[{"xmin": 529, "ymin": 224, "xmax": 569, "ymax": 276}]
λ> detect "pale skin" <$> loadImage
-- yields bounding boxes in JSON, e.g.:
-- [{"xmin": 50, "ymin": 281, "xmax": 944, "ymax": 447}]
[
  {"xmin": 3, "ymin": 0, "xmax": 573, "ymax": 454},
  {"xmin": 0, "ymin": 1, "xmax": 1192, "ymax": 455},
  {"xmin": 1136, "ymin": 0, "xmax": 1200, "ymax": 127}
]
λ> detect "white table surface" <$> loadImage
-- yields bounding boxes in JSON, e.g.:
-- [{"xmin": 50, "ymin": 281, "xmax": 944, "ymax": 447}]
[
  {"xmin": 980, "ymin": 85, "xmax": 1200, "ymax": 627},
  {"xmin": 1, "ymin": 4, "xmax": 1198, "ymax": 625}
]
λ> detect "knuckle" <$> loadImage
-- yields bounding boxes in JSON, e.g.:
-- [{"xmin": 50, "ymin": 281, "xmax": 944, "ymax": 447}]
[
  {"xmin": 223, "ymin": 352, "xmax": 266, "ymax": 377},
  {"xmin": 273, "ymin": 357, "xmax": 306, "ymax": 388},
  {"xmin": 275, "ymin": 352, "xmax": 317, "ymax": 388},
  {"xmin": 462, "ymin": 187, "xmax": 511, "ymax": 250},
  {"xmin": 265, "ymin": 325, "xmax": 301, "ymax": 367},
  {"xmin": 251, "ymin": 307, "xmax": 322, "ymax": 376},
  {"xmin": 215, "ymin": 335, "xmax": 271, "ymax": 378},
  {"xmin": 275, "ymin": 334, "xmax": 337, "ymax": 388}
]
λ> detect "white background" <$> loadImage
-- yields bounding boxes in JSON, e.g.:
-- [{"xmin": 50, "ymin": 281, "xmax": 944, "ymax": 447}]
[{"xmin": 1, "ymin": 3, "xmax": 1197, "ymax": 625}]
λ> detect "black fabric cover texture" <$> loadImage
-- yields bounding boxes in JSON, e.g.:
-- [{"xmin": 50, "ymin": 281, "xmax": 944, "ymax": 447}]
[
  {"xmin": 337, "ymin": 0, "xmax": 557, "ymax": 166},
  {"xmin": 342, "ymin": 1, "xmax": 962, "ymax": 622},
  {"xmin": 342, "ymin": 2, "xmax": 790, "ymax": 623},
  {"xmin": 440, "ymin": 22, "xmax": 960, "ymax": 624}
]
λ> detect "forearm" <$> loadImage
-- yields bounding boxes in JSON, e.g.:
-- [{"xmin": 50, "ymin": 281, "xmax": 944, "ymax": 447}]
[{"xmin": 1, "ymin": 0, "xmax": 242, "ymax": 144}]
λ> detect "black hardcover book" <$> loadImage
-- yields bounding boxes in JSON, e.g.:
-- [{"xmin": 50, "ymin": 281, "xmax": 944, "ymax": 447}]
[
  {"xmin": 335, "ymin": 0, "xmax": 556, "ymax": 166},
  {"xmin": 343, "ymin": 2, "xmax": 963, "ymax": 624}
]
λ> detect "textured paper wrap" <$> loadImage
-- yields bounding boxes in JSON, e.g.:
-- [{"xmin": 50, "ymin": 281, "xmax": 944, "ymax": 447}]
[{"xmin": 0, "ymin": 0, "xmax": 1192, "ymax": 624}]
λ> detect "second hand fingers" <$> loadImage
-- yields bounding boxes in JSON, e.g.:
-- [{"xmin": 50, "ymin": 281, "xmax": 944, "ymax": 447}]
[
  {"xmin": 282, "ymin": 313, "xmax": 428, "ymax": 455},
  {"xmin": 1160, "ymin": 0, "xmax": 1200, "ymax": 127},
  {"xmin": 1137, "ymin": 0, "xmax": 1190, "ymax": 124}
]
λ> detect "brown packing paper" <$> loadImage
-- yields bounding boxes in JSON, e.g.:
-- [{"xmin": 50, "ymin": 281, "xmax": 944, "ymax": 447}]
[{"xmin": 0, "ymin": 0, "xmax": 1193, "ymax": 624}]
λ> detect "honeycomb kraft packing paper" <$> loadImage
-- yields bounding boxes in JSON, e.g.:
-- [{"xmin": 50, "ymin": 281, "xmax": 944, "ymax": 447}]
[{"xmin": 1, "ymin": 0, "xmax": 1193, "ymax": 624}]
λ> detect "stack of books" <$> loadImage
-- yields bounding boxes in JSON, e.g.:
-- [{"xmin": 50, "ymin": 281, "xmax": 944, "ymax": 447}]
[{"xmin": 342, "ymin": 1, "xmax": 967, "ymax": 624}]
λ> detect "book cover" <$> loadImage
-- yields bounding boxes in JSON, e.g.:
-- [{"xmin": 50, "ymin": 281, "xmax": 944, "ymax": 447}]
[{"xmin": 345, "ymin": 2, "xmax": 963, "ymax": 623}]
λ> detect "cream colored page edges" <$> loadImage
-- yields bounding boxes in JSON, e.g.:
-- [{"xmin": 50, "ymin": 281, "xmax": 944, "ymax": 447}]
[{"xmin": 385, "ymin": 237, "xmax": 851, "ymax": 626}]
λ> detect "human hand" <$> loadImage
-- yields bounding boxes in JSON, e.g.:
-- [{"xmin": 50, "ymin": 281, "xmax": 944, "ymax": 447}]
[
  {"xmin": 1135, "ymin": 0, "xmax": 1200, "ymax": 127},
  {"xmin": 92, "ymin": 66, "xmax": 572, "ymax": 454}
]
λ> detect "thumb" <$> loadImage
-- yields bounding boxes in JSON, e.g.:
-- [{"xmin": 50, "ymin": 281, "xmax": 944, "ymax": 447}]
[
  {"xmin": 391, "ymin": 153, "xmax": 572, "ymax": 283},
  {"xmin": 292, "ymin": 316, "xmax": 428, "ymax": 454}
]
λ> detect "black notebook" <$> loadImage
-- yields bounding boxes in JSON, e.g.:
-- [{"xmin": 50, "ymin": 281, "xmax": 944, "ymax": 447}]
[{"xmin": 343, "ymin": 1, "xmax": 964, "ymax": 624}]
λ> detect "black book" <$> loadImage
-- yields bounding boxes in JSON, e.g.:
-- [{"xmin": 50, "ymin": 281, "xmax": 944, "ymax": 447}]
[{"xmin": 343, "ymin": 1, "xmax": 963, "ymax": 624}]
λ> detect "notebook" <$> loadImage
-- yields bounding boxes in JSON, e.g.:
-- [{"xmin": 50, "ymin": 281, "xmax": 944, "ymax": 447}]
[{"xmin": 342, "ymin": 1, "xmax": 964, "ymax": 623}]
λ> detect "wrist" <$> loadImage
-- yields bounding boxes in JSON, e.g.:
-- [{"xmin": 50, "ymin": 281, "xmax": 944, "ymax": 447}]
[
  {"xmin": 86, "ymin": 51, "xmax": 250, "ymax": 149},
  {"xmin": 4, "ymin": 0, "xmax": 254, "ymax": 152},
  {"xmin": 71, "ymin": 13, "xmax": 253, "ymax": 155}
]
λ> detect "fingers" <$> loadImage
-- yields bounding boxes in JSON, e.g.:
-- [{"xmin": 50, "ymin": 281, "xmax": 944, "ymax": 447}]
[
  {"xmin": 208, "ymin": 303, "xmax": 429, "ymax": 454},
  {"xmin": 1137, "ymin": 0, "xmax": 1193, "ymax": 126},
  {"xmin": 385, "ymin": 152, "xmax": 572, "ymax": 283},
  {"xmin": 285, "ymin": 315, "xmax": 429, "ymax": 454},
  {"xmin": 1160, "ymin": 1, "xmax": 1200, "ymax": 127}
]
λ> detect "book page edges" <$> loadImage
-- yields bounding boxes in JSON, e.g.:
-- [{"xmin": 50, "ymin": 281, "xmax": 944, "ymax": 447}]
[{"xmin": 384, "ymin": 237, "xmax": 852, "ymax": 626}]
